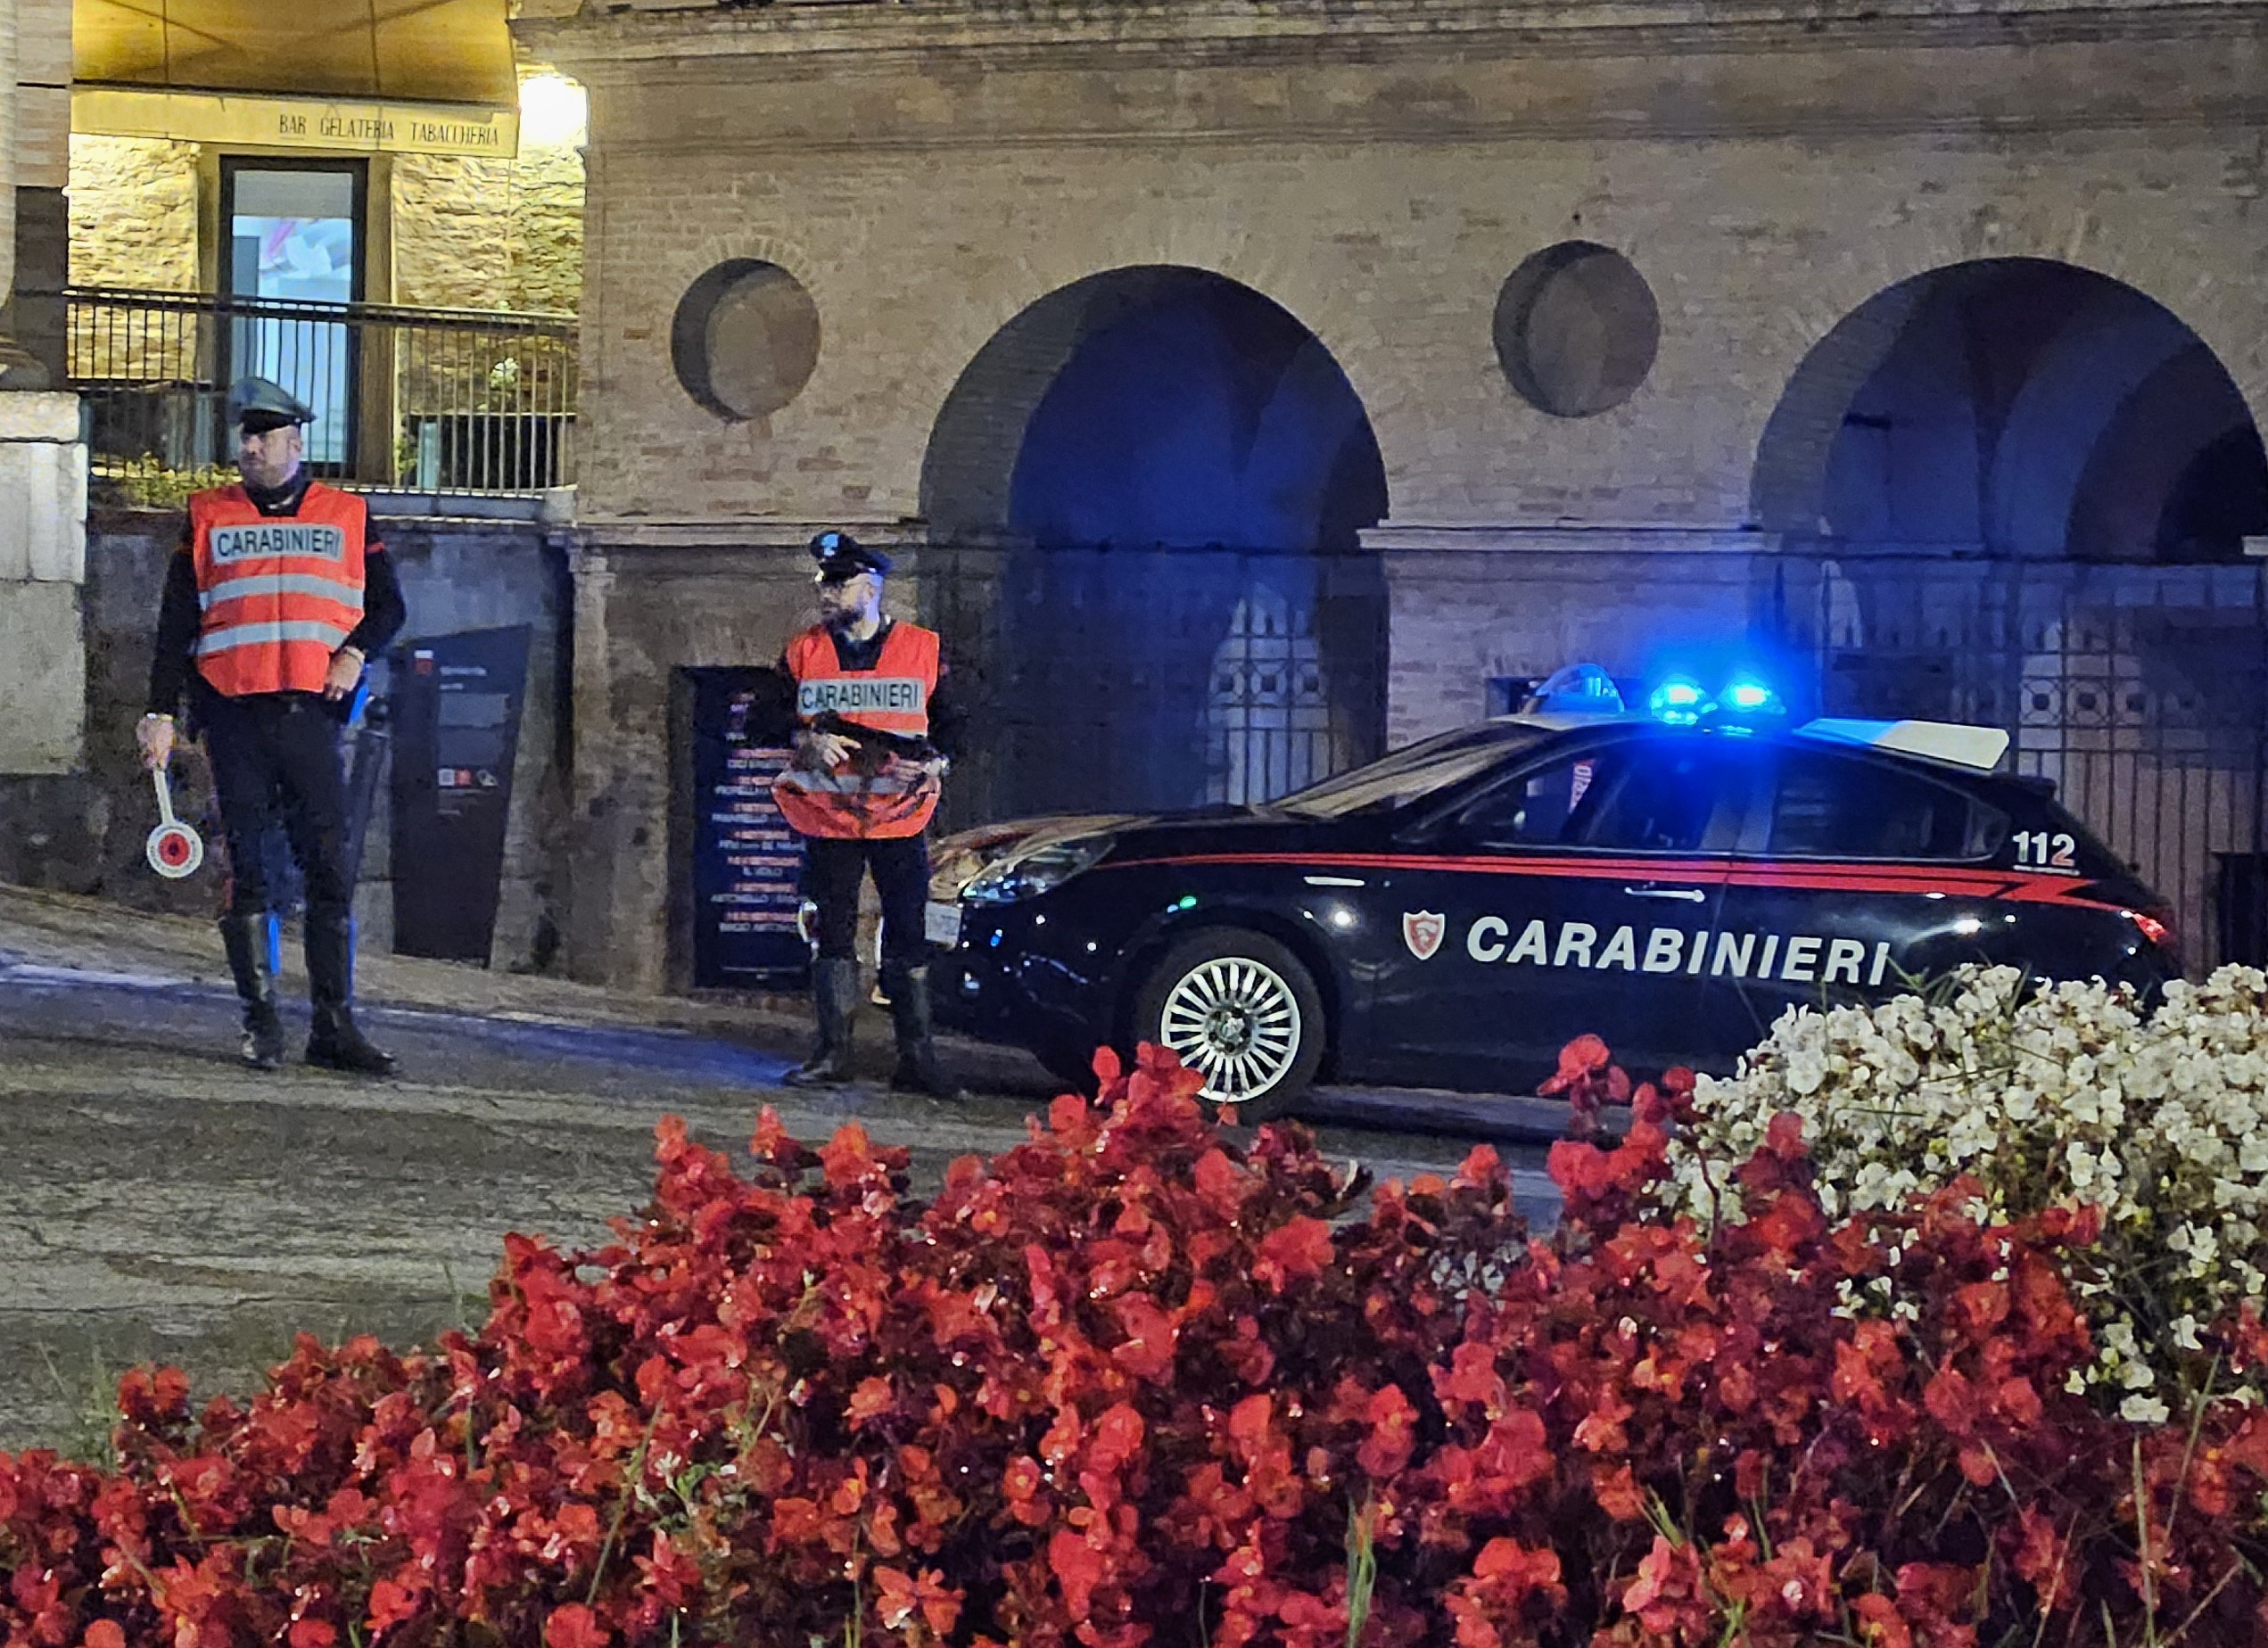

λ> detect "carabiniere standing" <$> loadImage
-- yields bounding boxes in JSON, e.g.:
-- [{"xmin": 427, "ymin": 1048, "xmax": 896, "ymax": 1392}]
[
  {"xmin": 771, "ymin": 531, "xmax": 966, "ymax": 1096},
  {"xmin": 136, "ymin": 376, "xmax": 407, "ymax": 1075}
]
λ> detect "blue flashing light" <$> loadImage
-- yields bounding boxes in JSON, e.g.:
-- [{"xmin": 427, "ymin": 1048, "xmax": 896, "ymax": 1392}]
[
  {"xmin": 1711, "ymin": 679, "xmax": 1787, "ymax": 733},
  {"xmin": 1649, "ymin": 677, "xmax": 1707, "ymax": 725}
]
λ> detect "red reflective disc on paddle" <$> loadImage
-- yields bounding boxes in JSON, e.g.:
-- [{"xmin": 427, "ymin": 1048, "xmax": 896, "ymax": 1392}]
[{"xmin": 145, "ymin": 769, "xmax": 206, "ymax": 879}]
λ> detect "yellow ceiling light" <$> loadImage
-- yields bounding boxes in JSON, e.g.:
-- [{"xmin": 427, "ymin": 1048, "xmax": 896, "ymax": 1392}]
[{"xmin": 518, "ymin": 73, "xmax": 586, "ymax": 150}]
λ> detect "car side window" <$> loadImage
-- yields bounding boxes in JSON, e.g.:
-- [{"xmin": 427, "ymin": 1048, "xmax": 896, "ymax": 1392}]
[
  {"xmin": 1576, "ymin": 745, "xmax": 1734, "ymax": 852},
  {"xmin": 1451, "ymin": 740, "xmax": 1740, "ymax": 853},
  {"xmin": 1451, "ymin": 751, "xmax": 1612, "ymax": 846},
  {"xmin": 1768, "ymin": 749, "xmax": 2004, "ymax": 861}
]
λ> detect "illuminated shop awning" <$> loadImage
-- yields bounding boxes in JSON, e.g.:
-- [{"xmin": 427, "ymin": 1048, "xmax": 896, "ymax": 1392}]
[{"xmin": 72, "ymin": 0, "xmax": 520, "ymax": 156}]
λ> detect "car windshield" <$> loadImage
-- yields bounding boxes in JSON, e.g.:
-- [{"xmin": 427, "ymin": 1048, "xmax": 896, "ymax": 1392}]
[{"xmin": 1272, "ymin": 723, "xmax": 1550, "ymax": 819}]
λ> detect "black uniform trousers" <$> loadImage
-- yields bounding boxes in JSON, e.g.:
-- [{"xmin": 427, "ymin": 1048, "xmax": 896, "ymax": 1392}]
[
  {"xmin": 803, "ymin": 835, "xmax": 932, "ymax": 976},
  {"xmin": 199, "ymin": 688, "xmax": 354, "ymax": 924}
]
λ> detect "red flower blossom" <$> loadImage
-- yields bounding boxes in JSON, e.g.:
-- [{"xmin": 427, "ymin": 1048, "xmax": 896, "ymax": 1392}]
[
  {"xmin": 543, "ymin": 1602, "xmax": 609, "ymax": 1648},
  {"xmin": 1253, "ymin": 1216, "xmax": 1335, "ymax": 1292},
  {"xmin": 1357, "ymin": 1385, "xmax": 1418, "ymax": 1479}
]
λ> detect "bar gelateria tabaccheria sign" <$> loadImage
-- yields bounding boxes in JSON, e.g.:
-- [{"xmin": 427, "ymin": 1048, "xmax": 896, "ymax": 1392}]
[{"xmin": 71, "ymin": 87, "xmax": 518, "ymax": 158}]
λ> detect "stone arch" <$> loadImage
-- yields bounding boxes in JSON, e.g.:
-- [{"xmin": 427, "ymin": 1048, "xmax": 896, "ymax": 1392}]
[
  {"xmin": 1751, "ymin": 257, "xmax": 2268, "ymax": 561},
  {"xmin": 1744, "ymin": 213, "xmax": 2268, "ymax": 523},
  {"xmin": 918, "ymin": 265, "xmax": 1391, "ymax": 818},
  {"xmin": 919, "ymin": 277, "xmax": 1125, "ymax": 539},
  {"xmin": 1748, "ymin": 277, "xmax": 1934, "ymax": 535},
  {"xmin": 920, "ymin": 265, "xmax": 1387, "ymax": 546},
  {"xmin": 907, "ymin": 201, "xmax": 1410, "ymax": 521}
]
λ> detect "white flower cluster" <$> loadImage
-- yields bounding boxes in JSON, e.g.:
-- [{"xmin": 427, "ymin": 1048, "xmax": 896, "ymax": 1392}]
[{"xmin": 1662, "ymin": 966, "xmax": 2268, "ymax": 1410}]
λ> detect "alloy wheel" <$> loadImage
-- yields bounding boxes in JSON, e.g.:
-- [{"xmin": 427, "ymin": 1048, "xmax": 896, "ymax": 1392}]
[{"xmin": 1158, "ymin": 955, "xmax": 1304, "ymax": 1103}]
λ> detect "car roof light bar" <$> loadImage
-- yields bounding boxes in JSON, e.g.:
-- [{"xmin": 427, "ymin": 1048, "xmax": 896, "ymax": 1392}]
[{"xmin": 1797, "ymin": 717, "xmax": 2012, "ymax": 772}]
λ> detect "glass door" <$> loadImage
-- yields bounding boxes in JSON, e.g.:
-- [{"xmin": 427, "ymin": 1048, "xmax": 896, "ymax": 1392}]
[{"xmin": 219, "ymin": 161, "xmax": 366, "ymax": 473}]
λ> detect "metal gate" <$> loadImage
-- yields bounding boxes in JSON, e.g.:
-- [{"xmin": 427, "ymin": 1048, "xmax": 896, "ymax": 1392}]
[
  {"xmin": 916, "ymin": 543, "xmax": 1388, "ymax": 828},
  {"xmin": 1774, "ymin": 554, "xmax": 2268, "ymax": 973}
]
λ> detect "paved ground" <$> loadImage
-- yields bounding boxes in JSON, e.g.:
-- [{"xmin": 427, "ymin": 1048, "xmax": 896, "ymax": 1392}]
[{"xmin": 0, "ymin": 885, "xmax": 1564, "ymax": 1455}]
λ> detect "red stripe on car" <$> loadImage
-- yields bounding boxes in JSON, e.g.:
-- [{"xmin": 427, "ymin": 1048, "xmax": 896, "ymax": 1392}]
[{"xmin": 1106, "ymin": 852, "xmax": 2119, "ymax": 910}]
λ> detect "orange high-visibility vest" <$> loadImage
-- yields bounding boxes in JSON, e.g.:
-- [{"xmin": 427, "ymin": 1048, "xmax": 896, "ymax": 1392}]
[
  {"xmin": 189, "ymin": 483, "xmax": 368, "ymax": 699},
  {"xmin": 772, "ymin": 621, "xmax": 943, "ymax": 840}
]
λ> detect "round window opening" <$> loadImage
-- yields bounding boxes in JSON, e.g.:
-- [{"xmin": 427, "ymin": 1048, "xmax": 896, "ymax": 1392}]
[
  {"xmin": 1494, "ymin": 242, "xmax": 1661, "ymax": 417},
  {"xmin": 671, "ymin": 260, "xmax": 821, "ymax": 422}
]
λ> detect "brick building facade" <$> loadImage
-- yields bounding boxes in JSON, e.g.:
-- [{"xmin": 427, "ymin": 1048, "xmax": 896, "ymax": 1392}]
[{"xmin": 522, "ymin": 0, "xmax": 2268, "ymax": 992}]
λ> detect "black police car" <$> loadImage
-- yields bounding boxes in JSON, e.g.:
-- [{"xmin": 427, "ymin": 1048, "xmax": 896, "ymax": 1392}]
[{"xmin": 925, "ymin": 670, "xmax": 2180, "ymax": 1118}]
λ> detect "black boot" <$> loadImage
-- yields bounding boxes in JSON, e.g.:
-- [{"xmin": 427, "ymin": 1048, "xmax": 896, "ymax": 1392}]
[
  {"xmin": 887, "ymin": 965, "xmax": 966, "ymax": 1100},
  {"xmin": 303, "ymin": 913, "xmax": 397, "ymax": 1076},
  {"xmin": 218, "ymin": 911, "xmax": 285, "ymax": 1070},
  {"xmin": 783, "ymin": 958, "xmax": 860, "ymax": 1087}
]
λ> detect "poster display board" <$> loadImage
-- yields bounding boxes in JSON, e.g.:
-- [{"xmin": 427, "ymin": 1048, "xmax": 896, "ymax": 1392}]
[
  {"xmin": 390, "ymin": 625, "xmax": 530, "ymax": 964},
  {"xmin": 689, "ymin": 669, "xmax": 810, "ymax": 990}
]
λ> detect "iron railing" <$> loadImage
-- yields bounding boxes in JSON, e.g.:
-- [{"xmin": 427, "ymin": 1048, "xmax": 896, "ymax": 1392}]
[
  {"xmin": 917, "ymin": 541, "xmax": 1389, "ymax": 828},
  {"xmin": 1774, "ymin": 551, "xmax": 2268, "ymax": 975},
  {"xmin": 64, "ymin": 285, "xmax": 578, "ymax": 497}
]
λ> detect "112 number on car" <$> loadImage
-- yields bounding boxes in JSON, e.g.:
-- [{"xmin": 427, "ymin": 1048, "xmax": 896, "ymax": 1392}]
[{"xmin": 2012, "ymin": 830, "xmax": 2077, "ymax": 870}]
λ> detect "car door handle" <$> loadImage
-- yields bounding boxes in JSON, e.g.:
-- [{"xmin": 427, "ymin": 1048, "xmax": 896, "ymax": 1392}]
[{"xmin": 1624, "ymin": 885, "xmax": 1708, "ymax": 903}]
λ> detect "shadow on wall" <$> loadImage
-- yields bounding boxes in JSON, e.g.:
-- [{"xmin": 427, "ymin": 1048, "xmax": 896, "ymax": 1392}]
[{"xmin": 920, "ymin": 266, "xmax": 1390, "ymax": 824}]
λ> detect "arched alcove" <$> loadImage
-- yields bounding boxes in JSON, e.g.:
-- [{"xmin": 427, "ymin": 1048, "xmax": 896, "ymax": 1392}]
[
  {"xmin": 921, "ymin": 267, "xmax": 1390, "ymax": 819},
  {"xmin": 1752, "ymin": 258, "xmax": 2267, "ymax": 562}
]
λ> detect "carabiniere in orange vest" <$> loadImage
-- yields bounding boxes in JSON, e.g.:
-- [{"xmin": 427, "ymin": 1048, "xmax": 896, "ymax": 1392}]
[
  {"xmin": 188, "ymin": 483, "xmax": 371, "ymax": 699},
  {"xmin": 772, "ymin": 620, "xmax": 944, "ymax": 840}
]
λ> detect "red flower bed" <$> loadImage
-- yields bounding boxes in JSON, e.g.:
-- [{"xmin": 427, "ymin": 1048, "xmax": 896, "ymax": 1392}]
[{"xmin": 7, "ymin": 1042, "xmax": 2268, "ymax": 1646}]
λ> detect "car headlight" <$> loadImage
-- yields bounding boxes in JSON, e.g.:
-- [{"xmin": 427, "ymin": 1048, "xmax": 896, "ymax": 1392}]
[
  {"xmin": 929, "ymin": 845, "xmax": 1001, "ymax": 902},
  {"xmin": 962, "ymin": 835, "xmax": 1117, "ymax": 903}
]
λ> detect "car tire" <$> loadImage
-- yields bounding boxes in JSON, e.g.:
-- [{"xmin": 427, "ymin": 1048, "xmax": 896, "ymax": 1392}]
[{"xmin": 1132, "ymin": 928, "xmax": 1325, "ymax": 1123}]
